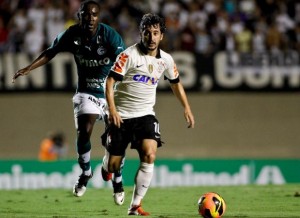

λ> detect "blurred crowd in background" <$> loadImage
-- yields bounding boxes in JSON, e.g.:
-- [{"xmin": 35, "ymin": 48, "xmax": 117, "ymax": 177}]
[{"xmin": 0, "ymin": 0, "xmax": 299, "ymax": 57}]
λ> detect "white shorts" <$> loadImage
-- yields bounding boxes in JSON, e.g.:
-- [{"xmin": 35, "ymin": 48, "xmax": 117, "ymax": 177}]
[{"xmin": 73, "ymin": 92, "xmax": 107, "ymax": 127}]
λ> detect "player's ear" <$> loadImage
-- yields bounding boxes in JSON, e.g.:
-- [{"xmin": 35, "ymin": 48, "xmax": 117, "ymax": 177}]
[{"xmin": 160, "ymin": 33, "xmax": 164, "ymax": 41}]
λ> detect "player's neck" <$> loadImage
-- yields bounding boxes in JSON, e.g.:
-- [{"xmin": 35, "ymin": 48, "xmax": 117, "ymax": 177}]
[
  {"xmin": 138, "ymin": 42, "xmax": 159, "ymax": 58},
  {"xmin": 147, "ymin": 49, "xmax": 157, "ymax": 57}
]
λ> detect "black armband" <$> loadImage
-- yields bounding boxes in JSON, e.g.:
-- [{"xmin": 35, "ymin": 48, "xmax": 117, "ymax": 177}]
[
  {"xmin": 108, "ymin": 71, "xmax": 123, "ymax": 81},
  {"xmin": 164, "ymin": 75, "xmax": 180, "ymax": 84}
]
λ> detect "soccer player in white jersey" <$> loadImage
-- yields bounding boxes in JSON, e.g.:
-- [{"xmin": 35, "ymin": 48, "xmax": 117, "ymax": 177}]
[{"xmin": 102, "ymin": 13, "xmax": 195, "ymax": 216}]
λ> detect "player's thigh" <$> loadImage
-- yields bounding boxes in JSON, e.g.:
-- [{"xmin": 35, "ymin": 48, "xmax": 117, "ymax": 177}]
[
  {"xmin": 106, "ymin": 124, "xmax": 130, "ymax": 156},
  {"xmin": 133, "ymin": 115, "xmax": 162, "ymax": 148},
  {"xmin": 76, "ymin": 114, "xmax": 98, "ymax": 134}
]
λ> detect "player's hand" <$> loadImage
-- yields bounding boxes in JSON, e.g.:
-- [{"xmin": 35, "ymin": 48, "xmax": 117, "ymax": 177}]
[
  {"xmin": 12, "ymin": 68, "xmax": 30, "ymax": 83},
  {"xmin": 108, "ymin": 110, "xmax": 123, "ymax": 128},
  {"xmin": 185, "ymin": 109, "xmax": 195, "ymax": 128}
]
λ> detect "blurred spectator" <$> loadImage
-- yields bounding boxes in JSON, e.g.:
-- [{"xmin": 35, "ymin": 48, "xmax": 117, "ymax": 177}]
[
  {"xmin": 288, "ymin": 22, "xmax": 300, "ymax": 51},
  {"xmin": 0, "ymin": 0, "xmax": 299, "ymax": 54},
  {"xmin": 45, "ymin": 1, "xmax": 65, "ymax": 47},
  {"xmin": 188, "ymin": 1, "xmax": 208, "ymax": 32},
  {"xmin": 256, "ymin": 0, "xmax": 279, "ymax": 23},
  {"xmin": 38, "ymin": 131, "xmax": 68, "ymax": 161},
  {"xmin": 7, "ymin": 8, "xmax": 27, "ymax": 52},
  {"xmin": 234, "ymin": 23, "xmax": 252, "ymax": 53},
  {"xmin": 117, "ymin": 7, "xmax": 139, "ymax": 46},
  {"xmin": 23, "ymin": 21, "xmax": 45, "ymax": 58},
  {"xmin": 27, "ymin": 1, "xmax": 46, "ymax": 35},
  {"xmin": 194, "ymin": 26, "xmax": 213, "ymax": 55},
  {"xmin": 0, "ymin": 15, "xmax": 9, "ymax": 53},
  {"xmin": 219, "ymin": 24, "xmax": 236, "ymax": 51},
  {"xmin": 275, "ymin": 3, "xmax": 295, "ymax": 34},
  {"xmin": 252, "ymin": 25, "xmax": 266, "ymax": 52},
  {"xmin": 265, "ymin": 21, "xmax": 284, "ymax": 53},
  {"xmin": 179, "ymin": 19, "xmax": 196, "ymax": 52},
  {"xmin": 161, "ymin": 0, "xmax": 186, "ymax": 51}
]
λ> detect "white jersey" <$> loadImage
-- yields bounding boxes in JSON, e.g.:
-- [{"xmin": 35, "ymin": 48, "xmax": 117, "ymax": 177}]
[{"xmin": 110, "ymin": 43, "xmax": 179, "ymax": 119}]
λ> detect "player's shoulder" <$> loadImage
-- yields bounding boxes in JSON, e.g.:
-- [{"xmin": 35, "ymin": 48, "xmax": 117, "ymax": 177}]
[
  {"xmin": 59, "ymin": 24, "xmax": 80, "ymax": 38},
  {"xmin": 159, "ymin": 49, "xmax": 174, "ymax": 63},
  {"xmin": 99, "ymin": 23, "xmax": 119, "ymax": 35},
  {"xmin": 99, "ymin": 23, "xmax": 113, "ymax": 30},
  {"xmin": 66, "ymin": 24, "xmax": 81, "ymax": 33},
  {"xmin": 123, "ymin": 43, "xmax": 139, "ymax": 55}
]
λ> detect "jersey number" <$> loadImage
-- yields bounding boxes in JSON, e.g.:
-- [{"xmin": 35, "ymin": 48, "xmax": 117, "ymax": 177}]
[{"xmin": 154, "ymin": 122, "xmax": 160, "ymax": 134}]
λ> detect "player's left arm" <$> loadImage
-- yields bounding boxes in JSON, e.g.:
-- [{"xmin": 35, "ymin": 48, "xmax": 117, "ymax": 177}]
[
  {"xmin": 164, "ymin": 53, "xmax": 195, "ymax": 128},
  {"xmin": 170, "ymin": 81, "xmax": 195, "ymax": 128}
]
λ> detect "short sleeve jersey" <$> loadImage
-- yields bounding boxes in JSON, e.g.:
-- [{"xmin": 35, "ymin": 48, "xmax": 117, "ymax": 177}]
[
  {"xmin": 110, "ymin": 43, "xmax": 179, "ymax": 119},
  {"xmin": 50, "ymin": 23, "xmax": 125, "ymax": 98}
]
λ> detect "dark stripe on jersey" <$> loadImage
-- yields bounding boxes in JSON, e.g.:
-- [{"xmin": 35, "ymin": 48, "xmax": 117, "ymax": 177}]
[
  {"xmin": 108, "ymin": 71, "xmax": 124, "ymax": 81},
  {"xmin": 165, "ymin": 76, "xmax": 180, "ymax": 84}
]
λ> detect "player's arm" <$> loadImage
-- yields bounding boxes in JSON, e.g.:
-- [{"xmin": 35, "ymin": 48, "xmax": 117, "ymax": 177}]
[
  {"xmin": 12, "ymin": 47, "xmax": 58, "ymax": 83},
  {"xmin": 106, "ymin": 75, "xmax": 123, "ymax": 128},
  {"xmin": 12, "ymin": 29, "xmax": 68, "ymax": 83},
  {"xmin": 170, "ymin": 82, "xmax": 195, "ymax": 128}
]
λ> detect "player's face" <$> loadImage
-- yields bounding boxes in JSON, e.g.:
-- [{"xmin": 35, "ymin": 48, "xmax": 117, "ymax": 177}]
[
  {"xmin": 80, "ymin": 4, "xmax": 100, "ymax": 36},
  {"xmin": 141, "ymin": 24, "xmax": 163, "ymax": 54}
]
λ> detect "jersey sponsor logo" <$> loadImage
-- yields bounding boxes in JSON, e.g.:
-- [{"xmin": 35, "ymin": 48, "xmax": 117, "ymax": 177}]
[
  {"xmin": 133, "ymin": 74, "xmax": 159, "ymax": 85},
  {"xmin": 88, "ymin": 95, "xmax": 104, "ymax": 107},
  {"xmin": 86, "ymin": 78, "xmax": 105, "ymax": 89},
  {"xmin": 113, "ymin": 53, "xmax": 129, "ymax": 73},
  {"xmin": 78, "ymin": 57, "xmax": 110, "ymax": 67}
]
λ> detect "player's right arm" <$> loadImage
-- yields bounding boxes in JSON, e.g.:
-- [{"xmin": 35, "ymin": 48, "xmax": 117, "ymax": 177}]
[
  {"xmin": 12, "ymin": 48, "xmax": 57, "ymax": 83},
  {"xmin": 12, "ymin": 28, "xmax": 69, "ymax": 83},
  {"xmin": 106, "ymin": 76, "xmax": 123, "ymax": 128}
]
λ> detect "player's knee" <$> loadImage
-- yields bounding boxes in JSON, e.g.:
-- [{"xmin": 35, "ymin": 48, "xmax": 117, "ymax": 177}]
[
  {"xmin": 142, "ymin": 152, "xmax": 156, "ymax": 164},
  {"xmin": 108, "ymin": 160, "xmax": 122, "ymax": 173},
  {"xmin": 77, "ymin": 128, "xmax": 92, "ymax": 140},
  {"xmin": 140, "ymin": 162, "xmax": 154, "ymax": 173}
]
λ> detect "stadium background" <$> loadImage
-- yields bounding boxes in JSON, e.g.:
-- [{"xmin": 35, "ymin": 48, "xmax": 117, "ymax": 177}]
[{"xmin": 0, "ymin": 0, "xmax": 300, "ymax": 161}]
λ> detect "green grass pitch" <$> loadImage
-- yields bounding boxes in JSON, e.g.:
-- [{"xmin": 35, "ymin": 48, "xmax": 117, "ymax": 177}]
[{"xmin": 1, "ymin": 184, "xmax": 300, "ymax": 217}]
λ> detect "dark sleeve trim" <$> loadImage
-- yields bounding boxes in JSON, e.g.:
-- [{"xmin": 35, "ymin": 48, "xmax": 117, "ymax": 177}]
[
  {"xmin": 108, "ymin": 71, "xmax": 123, "ymax": 81},
  {"xmin": 164, "ymin": 76, "xmax": 180, "ymax": 84}
]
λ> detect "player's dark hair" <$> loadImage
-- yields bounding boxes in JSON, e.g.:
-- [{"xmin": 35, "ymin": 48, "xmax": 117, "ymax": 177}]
[
  {"xmin": 77, "ymin": 0, "xmax": 100, "ymax": 20},
  {"xmin": 139, "ymin": 13, "xmax": 166, "ymax": 33}
]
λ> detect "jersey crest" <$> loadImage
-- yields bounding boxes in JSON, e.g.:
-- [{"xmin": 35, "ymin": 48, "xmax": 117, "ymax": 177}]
[{"xmin": 97, "ymin": 46, "xmax": 106, "ymax": 55}]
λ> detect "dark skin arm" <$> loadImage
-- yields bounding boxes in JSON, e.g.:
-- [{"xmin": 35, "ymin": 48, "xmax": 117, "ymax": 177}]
[{"xmin": 12, "ymin": 48, "xmax": 57, "ymax": 83}]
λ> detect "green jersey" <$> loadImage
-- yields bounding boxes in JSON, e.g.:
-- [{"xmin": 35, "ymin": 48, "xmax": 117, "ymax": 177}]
[{"xmin": 50, "ymin": 23, "xmax": 125, "ymax": 98}]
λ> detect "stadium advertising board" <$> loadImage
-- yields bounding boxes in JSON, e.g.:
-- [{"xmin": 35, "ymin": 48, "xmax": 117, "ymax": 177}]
[
  {"xmin": 1, "ymin": 50, "xmax": 299, "ymax": 92},
  {"xmin": 0, "ymin": 159, "xmax": 299, "ymax": 190}
]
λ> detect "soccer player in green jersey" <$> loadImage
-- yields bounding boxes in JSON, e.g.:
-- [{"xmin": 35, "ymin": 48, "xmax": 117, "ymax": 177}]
[{"xmin": 12, "ymin": 0, "xmax": 125, "ymax": 202}]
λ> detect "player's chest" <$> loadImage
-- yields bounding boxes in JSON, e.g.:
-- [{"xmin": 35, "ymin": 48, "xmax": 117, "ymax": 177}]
[
  {"xmin": 72, "ymin": 35, "xmax": 108, "ymax": 58},
  {"xmin": 132, "ymin": 56, "xmax": 167, "ymax": 77}
]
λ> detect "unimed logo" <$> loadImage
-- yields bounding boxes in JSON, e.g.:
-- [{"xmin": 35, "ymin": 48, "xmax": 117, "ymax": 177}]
[{"xmin": 0, "ymin": 163, "xmax": 286, "ymax": 190}]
